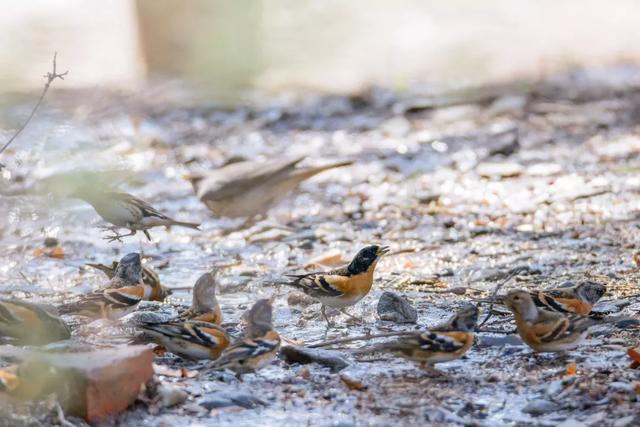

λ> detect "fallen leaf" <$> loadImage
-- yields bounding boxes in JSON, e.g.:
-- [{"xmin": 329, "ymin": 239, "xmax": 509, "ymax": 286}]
[
  {"xmin": 340, "ymin": 374, "xmax": 366, "ymax": 391},
  {"xmin": 153, "ymin": 364, "xmax": 183, "ymax": 378},
  {"xmin": 49, "ymin": 246, "xmax": 65, "ymax": 259},
  {"xmin": 32, "ymin": 248, "xmax": 44, "ymax": 257},
  {"xmin": 305, "ymin": 249, "xmax": 345, "ymax": 269},
  {"xmin": 403, "ymin": 260, "xmax": 415, "ymax": 269},
  {"xmin": 565, "ymin": 361, "xmax": 577, "ymax": 376},
  {"xmin": 627, "ymin": 347, "xmax": 640, "ymax": 369}
]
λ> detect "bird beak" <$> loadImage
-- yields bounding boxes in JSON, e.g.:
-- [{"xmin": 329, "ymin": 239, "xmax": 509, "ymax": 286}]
[{"xmin": 377, "ymin": 246, "xmax": 391, "ymax": 256}]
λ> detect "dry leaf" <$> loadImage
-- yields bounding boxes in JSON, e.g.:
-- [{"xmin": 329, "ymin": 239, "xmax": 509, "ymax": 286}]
[
  {"xmin": 305, "ymin": 249, "xmax": 345, "ymax": 269},
  {"xmin": 340, "ymin": 374, "xmax": 366, "ymax": 391},
  {"xmin": 564, "ymin": 361, "xmax": 577, "ymax": 376},
  {"xmin": 32, "ymin": 248, "xmax": 44, "ymax": 257},
  {"xmin": 627, "ymin": 347, "xmax": 640, "ymax": 369},
  {"xmin": 49, "ymin": 246, "xmax": 65, "ymax": 259}
]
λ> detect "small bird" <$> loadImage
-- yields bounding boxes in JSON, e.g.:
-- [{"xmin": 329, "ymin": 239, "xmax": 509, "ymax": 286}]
[
  {"xmin": 503, "ymin": 289, "xmax": 624, "ymax": 352},
  {"xmin": 137, "ymin": 272, "xmax": 228, "ymax": 359},
  {"xmin": 139, "ymin": 320, "xmax": 230, "ymax": 360},
  {"xmin": 528, "ymin": 281, "xmax": 606, "ymax": 317},
  {"xmin": 283, "ymin": 245, "xmax": 389, "ymax": 326},
  {"xmin": 0, "ymin": 368, "xmax": 19, "ymax": 393},
  {"xmin": 86, "ymin": 257, "xmax": 171, "ymax": 302},
  {"xmin": 0, "ymin": 300, "xmax": 70, "ymax": 344},
  {"xmin": 186, "ymin": 157, "xmax": 352, "ymax": 219},
  {"xmin": 72, "ymin": 188, "xmax": 199, "ymax": 241},
  {"xmin": 359, "ymin": 304, "xmax": 478, "ymax": 373},
  {"xmin": 211, "ymin": 299, "xmax": 280, "ymax": 376},
  {"xmin": 59, "ymin": 253, "xmax": 146, "ymax": 319},
  {"xmin": 178, "ymin": 271, "xmax": 223, "ymax": 324}
]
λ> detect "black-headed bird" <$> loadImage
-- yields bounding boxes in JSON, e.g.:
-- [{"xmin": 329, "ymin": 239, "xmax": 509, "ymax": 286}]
[{"xmin": 283, "ymin": 245, "xmax": 389, "ymax": 326}]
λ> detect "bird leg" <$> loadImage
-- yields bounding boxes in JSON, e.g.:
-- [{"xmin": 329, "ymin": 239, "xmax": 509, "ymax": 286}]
[
  {"xmin": 101, "ymin": 227, "xmax": 136, "ymax": 243},
  {"xmin": 321, "ymin": 305, "xmax": 335, "ymax": 330},
  {"xmin": 419, "ymin": 363, "xmax": 446, "ymax": 377}
]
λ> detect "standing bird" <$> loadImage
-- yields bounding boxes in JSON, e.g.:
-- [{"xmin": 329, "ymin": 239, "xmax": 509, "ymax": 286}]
[
  {"xmin": 0, "ymin": 300, "xmax": 70, "ymax": 345},
  {"xmin": 283, "ymin": 245, "xmax": 389, "ymax": 326},
  {"xmin": 356, "ymin": 304, "xmax": 478, "ymax": 373},
  {"xmin": 503, "ymin": 289, "xmax": 625, "ymax": 352},
  {"xmin": 86, "ymin": 258, "xmax": 171, "ymax": 302},
  {"xmin": 186, "ymin": 157, "xmax": 352, "ymax": 219},
  {"xmin": 72, "ymin": 188, "xmax": 199, "ymax": 242},
  {"xmin": 178, "ymin": 271, "xmax": 223, "ymax": 324},
  {"xmin": 58, "ymin": 253, "xmax": 147, "ymax": 319},
  {"xmin": 138, "ymin": 272, "xmax": 229, "ymax": 360},
  {"xmin": 211, "ymin": 299, "xmax": 280, "ymax": 376}
]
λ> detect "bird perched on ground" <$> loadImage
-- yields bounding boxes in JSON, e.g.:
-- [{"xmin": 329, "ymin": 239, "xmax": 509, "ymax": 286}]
[
  {"xmin": 178, "ymin": 271, "xmax": 223, "ymax": 324},
  {"xmin": 503, "ymin": 289, "xmax": 627, "ymax": 352},
  {"xmin": 527, "ymin": 281, "xmax": 606, "ymax": 317},
  {"xmin": 185, "ymin": 157, "xmax": 352, "ymax": 219},
  {"xmin": 357, "ymin": 304, "xmax": 478, "ymax": 373},
  {"xmin": 283, "ymin": 245, "xmax": 389, "ymax": 326},
  {"xmin": 0, "ymin": 300, "xmax": 70, "ymax": 344},
  {"xmin": 138, "ymin": 272, "xmax": 229, "ymax": 360},
  {"xmin": 72, "ymin": 187, "xmax": 199, "ymax": 242},
  {"xmin": 86, "ymin": 258, "xmax": 171, "ymax": 302},
  {"xmin": 211, "ymin": 299, "xmax": 280, "ymax": 376},
  {"xmin": 58, "ymin": 253, "xmax": 147, "ymax": 319}
]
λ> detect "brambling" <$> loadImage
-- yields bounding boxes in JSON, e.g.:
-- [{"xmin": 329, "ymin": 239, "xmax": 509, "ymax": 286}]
[
  {"xmin": 139, "ymin": 320, "xmax": 230, "ymax": 360},
  {"xmin": 283, "ymin": 245, "xmax": 389, "ymax": 326},
  {"xmin": 72, "ymin": 188, "xmax": 199, "ymax": 241},
  {"xmin": 363, "ymin": 304, "xmax": 478, "ymax": 370},
  {"xmin": 528, "ymin": 280, "xmax": 606, "ymax": 316},
  {"xmin": 186, "ymin": 157, "xmax": 352, "ymax": 219},
  {"xmin": 0, "ymin": 299, "xmax": 70, "ymax": 344},
  {"xmin": 59, "ymin": 253, "xmax": 147, "ymax": 319},
  {"xmin": 503, "ymin": 289, "xmax": 622, "ymax": 352},
  {"xmin": 179, "ymin": 272, "xmax": 223, "ymax": 324},
  {"xmin": 87, "ymin": 257, "xmax": 171, "ymax": 302},
  {"xmin": 211, "ymin": 299, "xmax": 280, "ymax": 375}
]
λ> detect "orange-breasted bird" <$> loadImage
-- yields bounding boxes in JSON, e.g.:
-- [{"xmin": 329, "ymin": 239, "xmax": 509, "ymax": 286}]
[
  {"xmin": 0, "ymin": 300, "xmax": 70, "ymax": 344},
  {"xmin": 86, "ymin": 258, "xmax": 171, "ymax": 302},
  {"xmin": 503, "ymin": 289, "xmax": 625, "ymax": 352},
  {"xmin": 283, "ymin": 245, "xmax": 389, "ymax": 326},
  {"xmin": 356, "ymin": 304, "xmax": 478, "ymax": 372},
  {"xmin": 58, "ymin": 253, "xmax": 146, "ymax": 319},
  {"xmin": 138, "ymin": 272, "xmax": 228, "ymax": 359},
  {"xmin": 528, "ymin": 280, "xmax": 606, "ymax": 317},
  {"xmin": 211, "ymin": 299, "xmax": 280, "ymax": 376}
]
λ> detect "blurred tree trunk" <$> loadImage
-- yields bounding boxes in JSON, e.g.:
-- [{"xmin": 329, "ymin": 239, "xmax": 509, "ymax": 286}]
[{"xmin": 135, "ymin": 0, "xmax": 263, "ymax": 102}]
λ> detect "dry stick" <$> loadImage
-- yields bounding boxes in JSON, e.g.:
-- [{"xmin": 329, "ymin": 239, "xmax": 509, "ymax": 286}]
[
  {"xmin": 307, "ymin": 331, "xmax": 418, "ymax": 348},
  {"xmin": 477, "ymin": 266, "xmax": 530, "ymax": 329},
  {"xmin": 0, "ymin": 52, "xmax": 68, "ymax": 167}
]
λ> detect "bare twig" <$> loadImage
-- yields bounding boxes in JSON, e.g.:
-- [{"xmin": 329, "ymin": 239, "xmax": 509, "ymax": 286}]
[
  {"xmin": 477, "ymin": 266, "xmax": 530, "ymax": 329},
  {"xmin": 0, "ymin": 52, "xmax": 68, "ymax": 166},
  {"xmin": 307, "ymin": 331, "xmax": 418, "ymax": 348}
]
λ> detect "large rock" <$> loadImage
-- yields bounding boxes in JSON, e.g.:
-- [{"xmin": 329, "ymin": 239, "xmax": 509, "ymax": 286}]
[
  {"xmin": 280, "ymin": 346, "xmax": 349, "ymax": 372},
  {"xmin": 377, "ymin": 291, "xmax": 417, "ymax": 323},
  {"xmin": 0, "ymin": 345, "xmax": 154, "ymax": 422}
]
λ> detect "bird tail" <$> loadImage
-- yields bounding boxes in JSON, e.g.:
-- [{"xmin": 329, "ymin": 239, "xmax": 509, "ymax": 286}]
[
  {"xmin": 170, "ymin": 220, "xmax": 201, "ymax": 230},
  {"xmin": 293, "ymin": 160, "xmax": 354, "ymax": 180}
]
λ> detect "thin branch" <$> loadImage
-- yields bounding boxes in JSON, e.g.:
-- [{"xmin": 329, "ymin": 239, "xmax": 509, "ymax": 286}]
[
  {"xmin": 477, "ymin": 266, "xmax": 530, "ymax": 329},
  {"xmin": 0, "ymin": 52, "xmax": 68, "ymax": 165},
  {"xmin": 307, "ymin": 331, "xmax": 418, "ymax": 348}
]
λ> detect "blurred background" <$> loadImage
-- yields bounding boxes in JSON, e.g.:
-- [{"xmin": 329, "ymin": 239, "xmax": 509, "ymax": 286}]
[{"xmin": 3, "ymin": 0, "xmax": 640, "ymax": 101}]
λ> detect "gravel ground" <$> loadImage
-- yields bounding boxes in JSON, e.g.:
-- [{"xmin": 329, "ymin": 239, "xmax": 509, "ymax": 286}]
[{"xmin": 1, "ymin": 66, "xmax": 640, "ymax": 426}]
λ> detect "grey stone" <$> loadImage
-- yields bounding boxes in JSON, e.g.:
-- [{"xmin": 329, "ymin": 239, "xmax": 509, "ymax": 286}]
[
  {"xmin": 280, "ymin": 345, "xmax": 349, "ymax": 372},
  {"xmin": 377, "ymin": 291, "xmax": 417, "ymax": 324},
  {"xmin": 522, "ymin": 399, "xmax": 559, "ymax": 416},
  {"xmin": 199, "ymin": 390, "xmax": 266, "ymax": 410}
]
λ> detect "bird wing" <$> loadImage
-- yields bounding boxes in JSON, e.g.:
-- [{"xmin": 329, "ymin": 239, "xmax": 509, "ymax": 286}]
[
  {"xmin": 285, "ymin": 270, "xmax": 348, "ymax": 298},
  {"xmin": 59, "ymin": 286, "xmax": 143, "ymax": 315},
  {"xmin": 108, "ymin": 192, "xmax": 170, "ymax": 220},
  {"xmin": 213, "ymin": 334, "xmax": 280, "ymax": 369},
  {"xmin": 387, "ymin": 331, "xmax": 469, "ymax": 355},
  {"xmin": 140, "ymin": 321, "xmax": 228, "ymax": 347},
  {"xmin": 532, "ymin": 312, "xmax": 592, "ymax": 343},
  {"xmin": 196, "ymin": 158, "xmax": 303, "ymax": 201}
]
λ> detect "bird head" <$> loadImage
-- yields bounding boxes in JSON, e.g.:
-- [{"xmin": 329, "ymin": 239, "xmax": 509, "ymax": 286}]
[
  {"xmin": 347, "ymin": 245, "xmax": 390, "ymax": 274},
  {"xmin": 192, "ymin": 271, "xmax": 219, "ymax": 312},
  {"xmin": 244, "ymin": 299, "xmax": 273, "ymax": 338},
  {"xmin": 503, "ymin": 290, "xmax": 538, "ymax": 321},
  {"xmin": 448, "ymin": 303, "xmax": 479, "ymax": 332},
  {"xmin": 576, "ymin": 281, "xmax": 606, "ymax": 305},
  {"xmin": 114, "ymin": 253, "xmax": 143, "ymax": 285}
]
